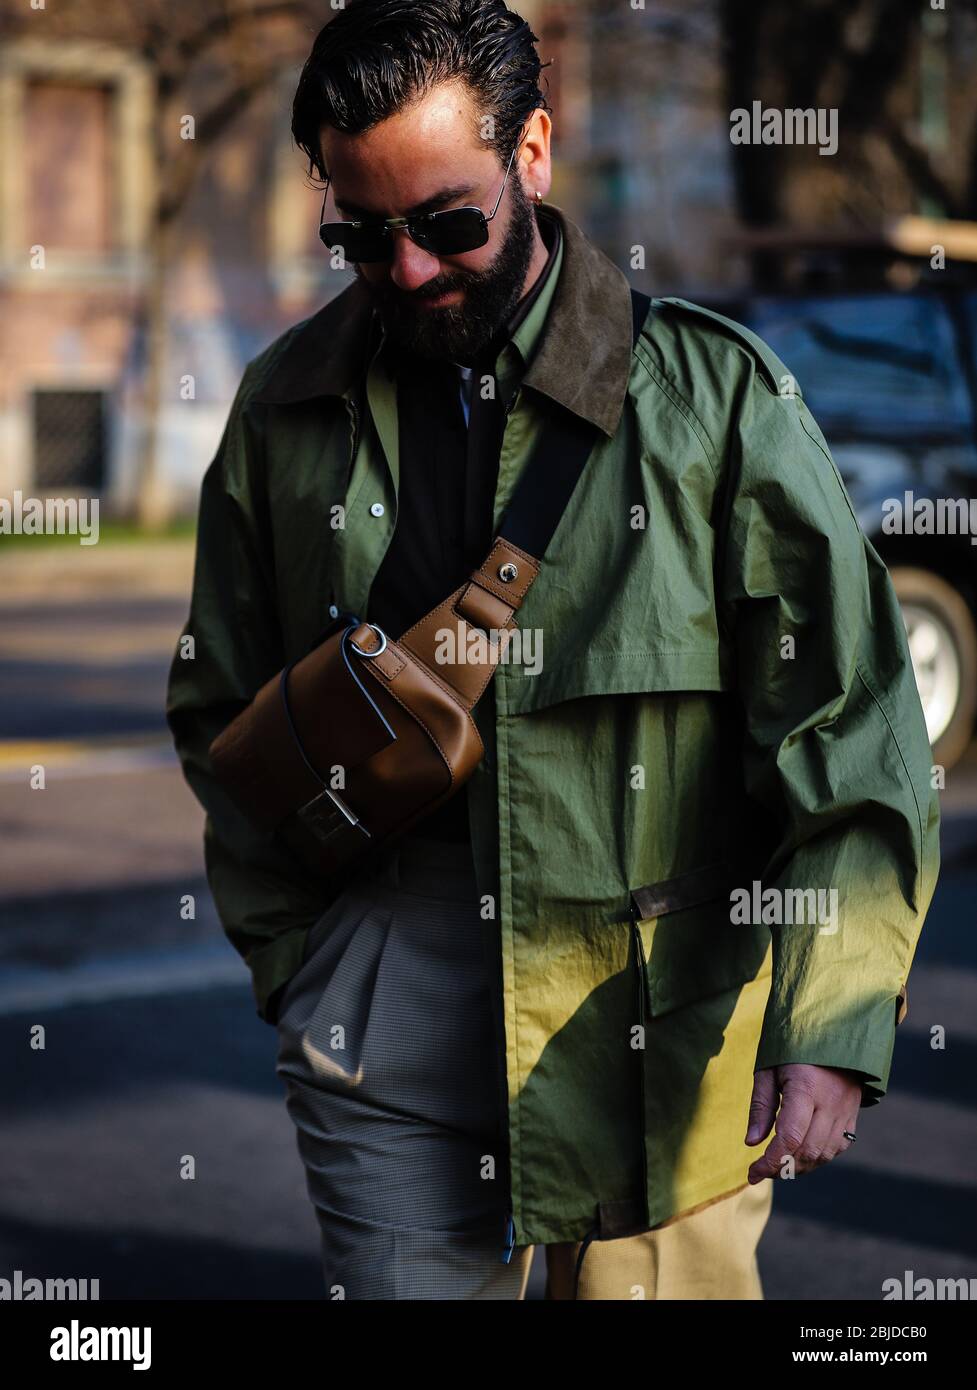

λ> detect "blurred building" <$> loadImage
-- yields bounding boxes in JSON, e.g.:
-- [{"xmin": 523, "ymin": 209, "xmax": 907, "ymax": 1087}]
[{"xmin": 0, "ymin": 20, "xmax": 335, "ymax": 518}]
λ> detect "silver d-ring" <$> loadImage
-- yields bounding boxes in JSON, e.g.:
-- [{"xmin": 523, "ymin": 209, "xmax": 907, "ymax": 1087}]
[{"xmin": 349, "ymin": 623, "xmax": 388, "ymax": 658}]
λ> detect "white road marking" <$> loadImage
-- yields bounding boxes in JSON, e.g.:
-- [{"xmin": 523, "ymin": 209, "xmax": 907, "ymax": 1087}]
[{"xmin": 0, "ymin": 944, "xmax": 247, "ymax": 1015}]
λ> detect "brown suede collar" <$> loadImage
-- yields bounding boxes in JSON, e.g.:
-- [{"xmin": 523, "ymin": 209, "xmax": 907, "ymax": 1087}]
[{"xmin": 252, "ymin": 202, "xmax": 634, "ymax": 438}]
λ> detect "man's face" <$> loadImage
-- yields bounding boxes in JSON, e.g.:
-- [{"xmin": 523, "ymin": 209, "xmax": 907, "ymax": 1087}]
[{"xmin": 319, "ymin": 82, "xmax": 540, "ymax": 363}]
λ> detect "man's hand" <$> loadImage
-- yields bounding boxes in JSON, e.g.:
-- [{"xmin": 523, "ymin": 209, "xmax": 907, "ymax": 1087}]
[{"xmin": 745, "ymin": 1064, "xmax": 863, "ymax": 1183}]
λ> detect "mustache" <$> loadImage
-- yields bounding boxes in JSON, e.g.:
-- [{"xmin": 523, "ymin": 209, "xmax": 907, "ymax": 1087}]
[{"xmin": 365, "ymin": 270, "xmax": 479, "ymax": 308}]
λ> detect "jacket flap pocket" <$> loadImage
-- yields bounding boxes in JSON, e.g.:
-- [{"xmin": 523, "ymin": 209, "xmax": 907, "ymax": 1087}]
[
  {"xmin": 502, "ymin": 648, "xmax": 725, "ymax": 717},
  {"xmin": 631, "ymin": 864, "xmax": 772, "ymax": 1017},
  {"xmin": 630, "ymin": 862, "xmax": 731, "ymax": 921}
]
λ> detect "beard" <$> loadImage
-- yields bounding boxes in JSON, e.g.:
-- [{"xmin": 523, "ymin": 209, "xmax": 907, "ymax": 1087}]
[{"xmin": 356, "ymin": 175, "xmax": 539, "ymax": 365}]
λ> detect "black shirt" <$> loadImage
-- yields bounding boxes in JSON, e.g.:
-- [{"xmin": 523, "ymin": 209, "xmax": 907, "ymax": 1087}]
[{"xmin": 367, "ymin": 211, "xmax": 562, "ymax": 841}]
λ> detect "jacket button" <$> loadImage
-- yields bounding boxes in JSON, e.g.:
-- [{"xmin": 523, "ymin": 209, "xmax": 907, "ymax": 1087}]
[
  {"xmin": 328, "ymin": 604, "xmax": 339, "ymax": 618},
  {"xmin": 369, "ymin": 502, "xmax": 385, "ymax": 517}
]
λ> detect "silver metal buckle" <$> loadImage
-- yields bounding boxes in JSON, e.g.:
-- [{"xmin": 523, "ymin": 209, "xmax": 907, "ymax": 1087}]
[
  {"xmin": 349, "ymin": 623, "xmax": 388, "ymax": 658},
  {"xmin": 296, "ymin": 786, "xmax": 371, "ymax": 846}
]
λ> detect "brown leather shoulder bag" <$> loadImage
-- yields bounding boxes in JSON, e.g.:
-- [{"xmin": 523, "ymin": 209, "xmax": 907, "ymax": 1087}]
[{"xmin": 207, "ymin": 291, "xmax": 651, "ymax": 880}]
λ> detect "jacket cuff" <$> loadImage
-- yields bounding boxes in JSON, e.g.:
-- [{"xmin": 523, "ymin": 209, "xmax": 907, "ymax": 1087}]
[
  {"xmin": 246, "ymin": 926, "xmax": 310, "ymax": 1026},
  {"xmin": 754, "ymin": 987, "xmax": 906, "ymax": 1107}
]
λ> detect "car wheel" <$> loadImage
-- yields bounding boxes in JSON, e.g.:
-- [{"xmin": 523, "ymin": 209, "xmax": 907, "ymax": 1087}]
[{"xmin": 890, "ymin": 567, "xmax": 977, "ymax": 773}]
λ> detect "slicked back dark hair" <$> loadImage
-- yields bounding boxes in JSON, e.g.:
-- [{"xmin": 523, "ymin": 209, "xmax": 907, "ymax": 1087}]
[{"xmin": 292, "ymin": 0, "xmax": 550, "ymax": 182}]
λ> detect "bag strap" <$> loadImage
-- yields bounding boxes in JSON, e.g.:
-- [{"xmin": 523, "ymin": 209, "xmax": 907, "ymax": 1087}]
[{"xmin": 496, "ymin": 288, "xmax": 651, "ymax": 557}]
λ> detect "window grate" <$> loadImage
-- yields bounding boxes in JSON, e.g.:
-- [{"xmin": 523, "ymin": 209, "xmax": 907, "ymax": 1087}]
[{"xmin": 31, "ymin": 390, "xmax": 106, "ymax": 491}]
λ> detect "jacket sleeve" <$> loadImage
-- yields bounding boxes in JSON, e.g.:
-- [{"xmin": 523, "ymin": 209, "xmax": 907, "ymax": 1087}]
[
  {"xmin": 715, "ymin": 360, "xmax": 941, "ymax": 1106},
  {"xmin": 165, "ymin": 362, "xmax": 335, "ymax": 1025}
]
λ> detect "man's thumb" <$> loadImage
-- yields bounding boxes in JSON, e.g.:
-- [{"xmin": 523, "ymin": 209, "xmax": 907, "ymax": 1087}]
[{"xmin": 745, "ymin": 1067, "xmax": 778, "ymax": 1145}]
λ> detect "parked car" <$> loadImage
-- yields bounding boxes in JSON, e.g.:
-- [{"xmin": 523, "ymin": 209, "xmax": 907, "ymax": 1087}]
[
  {"xmin": 711, "ymin": 219, "xmax": 977, "ymax": 772},
  {"xmin": 715, "ymin": 225, "xmax": 977, "ymax": 770}
]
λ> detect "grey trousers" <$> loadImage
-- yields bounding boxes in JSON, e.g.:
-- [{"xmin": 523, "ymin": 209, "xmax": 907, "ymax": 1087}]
[
  {"xmin": 274, "ymin": 832, "xmax": 525, "ymax": 1299},
  {"xmin": 274, "ymin": 832, "xmax": 773, "ymax": 1300}
]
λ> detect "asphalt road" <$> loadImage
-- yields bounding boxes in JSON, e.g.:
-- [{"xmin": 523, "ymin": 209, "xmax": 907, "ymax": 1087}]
[
  {"xmin": 1, "ymin": 581, "xmax": 975, "ymax": 1300},
  {"xmin": 0, "ymin": 595, "xmax": 183, "ymax": 743}
]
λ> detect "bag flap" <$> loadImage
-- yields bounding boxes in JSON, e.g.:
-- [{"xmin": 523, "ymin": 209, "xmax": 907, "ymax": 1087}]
[{"xmin": 209, "ymin": 632, "xmax": 396, "ymax": 832}]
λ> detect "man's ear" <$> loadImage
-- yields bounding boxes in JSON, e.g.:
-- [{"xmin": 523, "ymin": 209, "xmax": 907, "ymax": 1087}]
[{"xmin": 518, "ymin": 107, "xmax": 552, "ymax": 200}]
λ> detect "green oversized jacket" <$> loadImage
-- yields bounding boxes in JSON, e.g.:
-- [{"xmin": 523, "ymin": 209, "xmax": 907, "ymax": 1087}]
[{"xmin": 166, "ymin": 202, "xmax": 941, "ymax": 1247}]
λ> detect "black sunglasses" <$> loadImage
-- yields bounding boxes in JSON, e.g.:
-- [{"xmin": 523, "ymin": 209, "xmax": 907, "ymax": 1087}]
[{"xmin": 318, "ymin": 142, "xmax": 519, "ymax": 264}]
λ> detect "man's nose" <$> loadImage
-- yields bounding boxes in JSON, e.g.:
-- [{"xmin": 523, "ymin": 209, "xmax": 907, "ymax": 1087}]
[{"xmin": 387, "ymin": 227, "xmax": 442, "ymax": 292}]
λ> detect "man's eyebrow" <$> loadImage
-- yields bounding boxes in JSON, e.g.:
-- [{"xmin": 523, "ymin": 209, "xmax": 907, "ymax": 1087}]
[{"xmin": 335, "ymin": 183, "xmax": 478, "ymax": 218}]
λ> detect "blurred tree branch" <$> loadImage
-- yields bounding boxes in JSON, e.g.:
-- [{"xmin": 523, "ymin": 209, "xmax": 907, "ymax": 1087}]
[
  {"xmin": 719, "ymin": 0, "xmax": 972, "ymax": 274},
  {"xmin": 136, "ymin": 0, "xmax": 316, "ymax": 528},
  {"xmin": 1, "ymin": 0, "xmax": 319, "ymax": 527}
]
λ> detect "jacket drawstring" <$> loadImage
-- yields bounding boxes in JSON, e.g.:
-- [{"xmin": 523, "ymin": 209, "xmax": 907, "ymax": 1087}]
[{"xmin": 573, "ymin": 1225, "xmax": 600, "ymax": 1300}]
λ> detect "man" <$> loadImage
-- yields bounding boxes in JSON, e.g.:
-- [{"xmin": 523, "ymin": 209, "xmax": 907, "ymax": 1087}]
[{"xmin": 166, "ymin": 0, "xmax": 940, "ymax": 1301}]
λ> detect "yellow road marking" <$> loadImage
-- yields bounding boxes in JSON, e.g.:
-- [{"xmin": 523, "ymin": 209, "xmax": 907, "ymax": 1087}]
[{"xmin": 0, "ymin": 735, "xmax": 172, "ymax": 771}]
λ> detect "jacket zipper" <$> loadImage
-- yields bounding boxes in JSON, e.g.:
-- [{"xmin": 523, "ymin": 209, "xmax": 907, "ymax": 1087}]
[
  {"xmin": 466, "ymin": 812, "xmax": 513, "ymax": 1262},
  {"xmin": 488, "ymin": 922, "xmax": 514, "ymax": 1263},
  {"xmin": 469, "ymin": 695, "xmax": 514, "ymax": 1264}
]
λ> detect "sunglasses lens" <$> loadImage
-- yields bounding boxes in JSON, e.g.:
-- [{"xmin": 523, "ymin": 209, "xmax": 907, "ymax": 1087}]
[
  {"xmin": 319, "ymin": 209, "xmax": 490, "ymax": 261},
  {"xmin": 319, "ymin": 223, "xmax": 392, "ymax": 263},
  {"xmin": 411, "ymin": 210, "xmax": 489, "ymax": 256}
]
